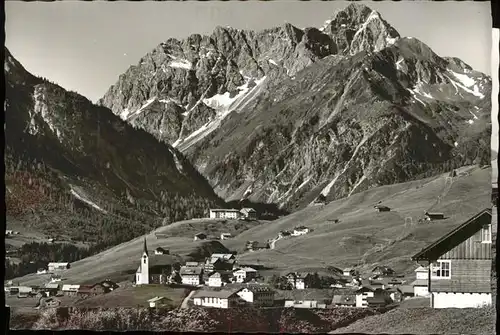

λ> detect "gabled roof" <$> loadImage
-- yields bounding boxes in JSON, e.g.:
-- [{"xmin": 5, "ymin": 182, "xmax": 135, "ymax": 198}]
[
  {"xmin": 193, "ymin": 288, "xmax": 241, "ymax": 299},
  {"xmin": 180, "ymin": 266, "xmax": 203, "ymax": 275},
  {"xmin": 411, "ymin": 208, "xmax": 492, "ymax": 261},
  {"xmin": 279, "ymin": 289, "xmax": 334, "ymax": 301},
  {"xmin": 414, "ymin": 266, "xmax": 428, "ymax": 272}
]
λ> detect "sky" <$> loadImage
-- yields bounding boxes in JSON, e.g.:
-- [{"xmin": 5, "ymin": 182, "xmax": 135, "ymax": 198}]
[{"xmin": 5, "ymin": 1, "xmax": 492, "ymax": 103}]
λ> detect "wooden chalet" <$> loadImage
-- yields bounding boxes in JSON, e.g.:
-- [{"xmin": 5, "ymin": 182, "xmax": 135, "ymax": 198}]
[
  {"xmin": 425, "ymin": 212, "xmax": 445, "ymax": 221},
  {"xmin": 411, "ymin": 208, "xmax": 493, "ymax": 308},
  {"xmin": 374, "ymin": 205, "xmax": 390, "ymax": 212}
]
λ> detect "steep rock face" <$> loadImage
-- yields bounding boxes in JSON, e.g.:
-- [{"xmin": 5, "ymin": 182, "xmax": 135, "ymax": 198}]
[
  {"xmin": 99, "ymin": 3, "xmax": 491, "ymax": 211},
  {"xmin": 4, "ymin": 48, "xmax": 223, "ymax": 246}
]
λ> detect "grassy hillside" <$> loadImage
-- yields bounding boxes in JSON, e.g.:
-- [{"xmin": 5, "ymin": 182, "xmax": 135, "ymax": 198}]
[
  {"xmin": 224, "ymin": 165, "xmax": 491, "ymax": 275},
  {"xmin": 9, "ymin": 165, "xmax": 491, "ymax": 286},
  {"xmin": 8, "ymin": 219, "xmax": 266, "ymax": 286},
  {"xmin": 330, "ymin": 306, "xmax": 495, "ymax": 334}
]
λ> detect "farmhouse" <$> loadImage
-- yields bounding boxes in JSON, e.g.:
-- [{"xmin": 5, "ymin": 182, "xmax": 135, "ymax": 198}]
[
  {"xmin": 342, "ymin": 268, "xmax": 358, "ymax": 277},
  {"xmin": 355, "ymin": 286, "xmax": 375, "ymax": 307},
  {"xmin": 148, "ymin": 296, "xmax": 168, "ymax": 308},
  {"xmin": 246, "ymin": 241, "xmax": 269, "ymax": 252},
  {"xmin": 233, "ymin": 267, "xmax": 257, "ymax": 283},
  {"xmin": 411, "ymin": 208, "xmax": 493, "ymax": 308},
  {"xmin": 292, "ymin": 226, "xmax": 310, "ymax": 236},
  {"xmin": 425, "ymin": 212, "xmax": 445, "ymax": 221},
  {"xmin": 43, "ymin": 283, "xmax": 60, "ymax": 296},
  {"xmin": 209, "ymin": 208, "xmax": 241, "ymax": 220},
  {"xmin": 61, "ymin": 284, "xmax": 80, "ymax": 296},
  {"xmin": 179, "ymin": 266, "xmax": 204, "ymax": 286},
  {"xmin": 240, "ymin": 208, "xmax": 257, "ymax": 220},
  {"xmin": 366, "ymin": 289, "xmax": 394, "ymax": 307},
  {"xmin": 194, "ymin": 233, "xmax": 207, "ymax": 241},
  {"xmin": 50, "ymin": 274, "xmax": 62, "ymax": 282},
  {"xmin": 48, "ymin": 262, "xmax": 70, "ymax": 271},
  {"xmin": 233, "ymin": 283, "xmax": 275, "ymax": 307},
  {"xmin": 192, "ymin": 289, "xmax": 245, "ymax": 308},
  {"xmin": 282, "ymin": 289, "xmax": 333, "ymax": 309},
  {"xmin": 332, "ymin": 293, "xmax": 356, "ymax": 307},
  {"xmin": 207, "ymin": 271, "xmax": 232, "ymax": 287},
  {"xmin": 371, "ymin": 266, "xmax": 395, "ymax": 277},
  {"xmin": 374, "ymin": 205, "xmax": 390, "ymax": 212},
  {"xmin": 286, "ymin": 272, "xmax": 308, "ymax": 290},
  {"xmin": 205, "ymin": 254, "xmax": 236, "ymax": 273},
  {"xmin": 220, "ymin": 233, "xmax": 232, "ymax": 240},
  {"xmin": 154, "ymin": 247, "xmax": 169, "ymax": 255}
]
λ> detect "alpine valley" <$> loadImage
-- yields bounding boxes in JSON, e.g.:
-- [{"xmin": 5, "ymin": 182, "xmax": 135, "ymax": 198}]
[{"xmin": 100, "ymin": 3, "xmax": 491, "ymax": 211}]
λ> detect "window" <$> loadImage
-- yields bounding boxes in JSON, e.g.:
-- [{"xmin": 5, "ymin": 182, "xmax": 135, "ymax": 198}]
[
  {"xmin": 431, "ymin": 260, "xmax": 451, "ymax": 279},
  {"xmin": 481, "ymin": 225, "xmax": 492, "ymax": 243}
]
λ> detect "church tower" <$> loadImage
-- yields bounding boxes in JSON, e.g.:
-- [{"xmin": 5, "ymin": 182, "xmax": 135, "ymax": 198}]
[{"xmin": 135, "ymin": 237, "xmax": 149, "ymax": 285}]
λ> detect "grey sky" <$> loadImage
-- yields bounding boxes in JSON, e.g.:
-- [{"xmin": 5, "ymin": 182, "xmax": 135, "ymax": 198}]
[{"xmin": 5, "ymin": 1, "xmax": 492, "ymax": 102}]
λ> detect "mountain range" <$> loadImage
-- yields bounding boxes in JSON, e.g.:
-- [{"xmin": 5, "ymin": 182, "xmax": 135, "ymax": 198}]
[
  {"xmin": 4, "ymin": 3, "xmax": 492, "ymax": 249},
  {"xmin": 4, "ymin": 47, "xmax": 223, "ymax": 248},
  {"xmin": 98, "ymin": 3, "xmax": 491, "ymax": 211}
]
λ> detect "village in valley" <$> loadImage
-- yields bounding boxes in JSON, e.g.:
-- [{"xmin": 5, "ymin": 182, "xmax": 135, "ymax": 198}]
[{"xmin": 5, "ymin": 187, "xmax": 497, "ymax": 311}]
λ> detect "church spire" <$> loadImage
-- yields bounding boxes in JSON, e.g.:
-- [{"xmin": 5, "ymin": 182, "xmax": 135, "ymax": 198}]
[{"xmin": 143, "ymin": 237, "xmax": 148, "ymax": 256}]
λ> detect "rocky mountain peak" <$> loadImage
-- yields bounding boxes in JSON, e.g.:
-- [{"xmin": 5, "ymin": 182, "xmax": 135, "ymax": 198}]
[{"xmin": 320, "ymin": 3, "xmax": 400, "ymax": 55}]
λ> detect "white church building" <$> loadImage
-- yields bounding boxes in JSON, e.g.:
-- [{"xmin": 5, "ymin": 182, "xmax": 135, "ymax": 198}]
[{"xmin": 136, "ymin": 238, "xmax": 150, "ymax": 285}]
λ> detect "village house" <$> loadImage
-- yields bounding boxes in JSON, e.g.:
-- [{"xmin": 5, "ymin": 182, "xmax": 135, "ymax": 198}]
[
  {"xmin": 374, "ymin": 205, "xmax": 391, "ymax": 212},
  {"xmin": 282, "ymin": 289, "xmax": 333, "ymax": 309},
  {"xmin": 366, "ymin": 289, "xmax": 394, "ymax": 307},
  {"xmin": 180, "ymin": 266, "xmax": 204, "ymax": 286},
  {"xmin": 371, "ymin": 266, "xmax": 395, "ymax": 277},
  {"xmin": 205, "ymin": 254, "xmax": 236, "ymax": 273},
  {"xmin": 207, "ymin": 271, "xmax": 232, "ymax": 287},
  {"xmin": 62, "ymin": 284, "xmax": 80, "ymax": 297},
  {"xmin": 424, "ymin": 212, "xmax": 445, "ymax": 221},
  {"xmin": 43, "ymin": 283, "xmax": 60, "ymax": 297},
  {"xmin": 386, "ymin": 287, "xmax": 403, "ymax": 303},
  {"xmin": 332, "ymin": 292, "xmax": 356, "ymax": 307},
  {"xmin": 246, "ymin": 241, "xmax": 270, "ymax": 252},
  {"xmin": 50, "ymin": 274, "xmax": 62, "ymax": 283},
  {"xmin": 100, "ymin": 280, "xmax": 119, "ymax": 292},
  {"xmin": 154, "ymin": 247, "xmax": 169, "ymax": 255},
  {"xmin": 194, "ymin": 232, "xmax": 207, "ymax": 241},
  {"xmin": 37, "ymin": 268, "xmax": 48, "ymax": 275},
  {"xmin": 234, "ymin": 283, "xmax": 275, "ymax": 307},
  {"xmin": 286, "ymin": 272, "xmax": 309, "ymax": 290},
  {"xmin": 233, "ymin": 267, "xmax": 258, "ymax": 283},
  {"xmin": 342, "ymin": 268, "xmax": 359, "ymax": 277},
  {"xmin": 220, "ymin": 233, "xmax": 232, "ymax": 240},
  {"xmin": 291, "ymin": 226, "xmax": 310, "ymax": 236},
  {"xmin": 148, "ymin": 296, "xmax": 168, "ymax": 308},
  {"xmin": 355, "ymin": 286, "xmax": 375, "ymax": 308},
  {"xmin": 209, "ymin": 208, "xmax": 241, "ymax": 220},
  {"xmin": 240, "ymin": 208, "xmax": 258, "ymax": 220},
  {"xmin": 48, "ymin": 262, "xmax": 70, "ymax": 272},
  {"xmin": 193, "ymin": 288, "xmax": 246, "ymax": 308},
  {"xmin": 411, "ymin": 208, "xmax": 493, "ymax": 308}
]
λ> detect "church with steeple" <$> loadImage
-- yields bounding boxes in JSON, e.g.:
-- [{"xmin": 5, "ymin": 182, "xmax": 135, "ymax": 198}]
[
  {"xmin": 135, "ymin": 237, "xmax": 179, "ymax": 285},
  {"xmin": 136, "ymin": 238, "xmax": 150, "ymax": 285}
]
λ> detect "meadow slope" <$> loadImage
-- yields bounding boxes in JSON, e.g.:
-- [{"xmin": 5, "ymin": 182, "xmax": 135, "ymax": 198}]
[{"xmin": 8, "ymin": 165, "xmax": 491, "ymax": 286}]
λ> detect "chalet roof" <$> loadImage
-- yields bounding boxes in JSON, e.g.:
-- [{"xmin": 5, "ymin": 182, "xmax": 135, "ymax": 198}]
[
  {"xmin": 193, "ymin": 288, "xmax": 241, "ymax": 299},
  {"xmin": 372, "ymin": 266, "xmax": 394, "ymax": 273},
  {"xmin": 411, "ymin": 208, "xmax": 492, "ymax": 261},
  {"xmin": 224, "ymin": 282, "xmax": 274, "ymax": 293},
  {"xmin": 210, "ymin": 208, "xmax": 241, "ymax": 213},
  {"xmin": 44, "ymin": 283, "xmax": 59, "ymax": 290},
  {"xmin": 234, "ymin": 267, "xmax": 257, "ymax": 273},
  {"xmin": 375, "ymin": 205, "xmax": 390, "ymax": 210},
  {"xmin": 425, "ymin": 212, "xmax": 444, "ymax": 216},
  {"xmin": 210, "ymin": 253, "xmax": 235, "ymax": 260},
  {"xmin": 410, "ymin": 279, "xmax": 428, "ymax": 287},
  {"xmin": 148, "ymin": 296, "xmax": 166, "ymax": 303},
  {"xmin": 399, "ymin": 285, "xmax": 414, "ymax": 294},
  {"xmin": 414, "ymin": 266, "xmax": 428, "ymax": 272},
  {"xmin": 155, "ymin": 247, "xmax": 167, "ymax": 252},
  {"xmin": 48, "ymin": 262, "xmax": 69, "ymax": 266},
  {"xmin": 278, "ymin": 289, "xmax": 334, "ymax": 301},
  {"xmin": 332, "ymin": 294, "xmax": 356, "ymax": 305},
  {"xmin": 355, "ymin": 286, "xmax": 375, "ymax": 293},
  {"xmin": 194, "ymin": 232, "xmax": 207, "ymax": 237},
  {"xmin": 180, "ymin": 266, "xmax": 203, "ymax": 276},
  {"xmin": 62, "ymin": 284, "xmax": 80, "ymax": 291},
  {"xmin": 241, "ymin": 208, "xmax": 256, "ymax": 213}
]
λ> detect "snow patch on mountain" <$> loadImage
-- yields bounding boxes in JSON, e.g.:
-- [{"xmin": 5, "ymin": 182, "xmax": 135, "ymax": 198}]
[
  {"xmin": 175, "ymin": 76, "xmax": 267, "ymax": 152},
  {"xmin": 70, "ymin": 185, "xmax": 108, "ymax": 213},
  {"xmin": 446, "ymin": 71, "xmax": 484, "ymax": 99},
  {"xmin": 348, "ymin": 175, "xmax": 367, "ymax": 197},
  {"xmin": 123, "ymin": 97, "xmax": 157, "ymax": 120},
  {"xmin": 167, "ymin": 55, "xmax": 193, "ymax": 70},
  {"xmin": 268, "ymin": 59, "xmax": 278, "ymax": 66}
]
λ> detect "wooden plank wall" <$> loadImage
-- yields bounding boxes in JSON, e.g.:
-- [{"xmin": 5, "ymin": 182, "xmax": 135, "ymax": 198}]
[
  {"xmin": 440, "ymin": 229, "xmax": 492, "ymax": 260},
  {"xmin": 431, "ymin": 259, "xmax": 492, "ymax": 293}
]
